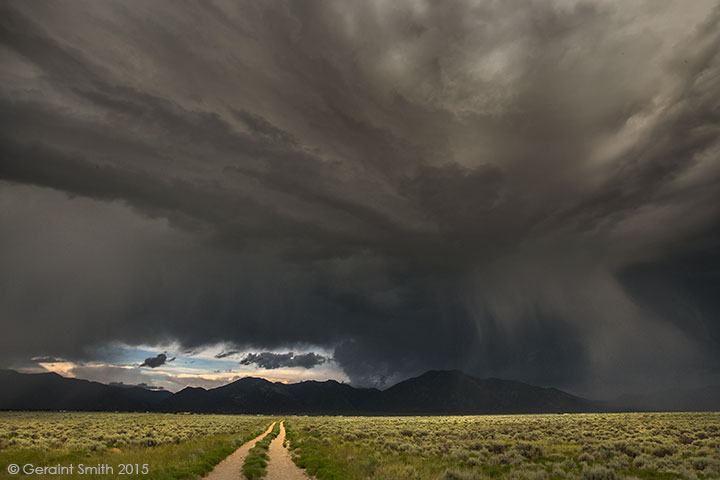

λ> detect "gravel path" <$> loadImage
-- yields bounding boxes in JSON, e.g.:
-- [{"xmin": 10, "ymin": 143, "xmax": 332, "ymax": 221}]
[
  {"xmin": 265, "ymin": 421, "xmax": 312, "ymax": 480},
  {"xmin": 202, "ymin": 422, "xmax": 275, "ymax": 480}
]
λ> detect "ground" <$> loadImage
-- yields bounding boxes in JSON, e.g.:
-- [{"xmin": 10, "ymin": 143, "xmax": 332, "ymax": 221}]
[{"xmin": 1, "ymin": 412, "xmax": 718, "ymax": 480}]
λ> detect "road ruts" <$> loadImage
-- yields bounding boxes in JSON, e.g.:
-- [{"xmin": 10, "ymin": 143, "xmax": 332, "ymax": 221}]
[
  {"xmin": 203, "ymin": 422, "xmax": 276, "ymax": 480},
  {"xmin": 265, "ymin": 421, "xmax": 312, "ymax": 480}
]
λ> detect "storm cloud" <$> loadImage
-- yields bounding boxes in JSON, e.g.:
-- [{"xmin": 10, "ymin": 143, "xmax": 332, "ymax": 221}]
[
  {"xmin": 139, "ymin": 353, "xmax": 168, "ymax": 369},
  {"xmin": 1, "ymin": 0, "xmax": 719, "ymax": 395},
  {"xmin": 240, "ymin": 352, "xmax": 328, "ymax": 370},
  {"xmin": 215, "ymin": 351, "xmax": 240, "ymax": 359}
]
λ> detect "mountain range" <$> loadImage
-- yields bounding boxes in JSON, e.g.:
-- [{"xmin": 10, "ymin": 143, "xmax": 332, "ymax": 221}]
[{"xmin": 1, "ymin": 369, "xmax": 717, "ymax": 414}]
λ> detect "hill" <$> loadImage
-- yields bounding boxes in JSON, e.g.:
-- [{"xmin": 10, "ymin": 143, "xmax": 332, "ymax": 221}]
[
  {"xmin": 162, "ymin": 377, "xmax": 380, "ymax": 414},
  {"xmin": 0, "ymin": 368, "xmax": 609, "ymax": 414},
  {"xmin": 10, "ymin": 368, "xmax": 718, "ymax": 414},
  {"xmin": 0, "ymin": 369, "xmax": 171, "ymax": 411},
  {"xmin": 368, "ymin": 370, "xmax": 597, "ymax": 414}
]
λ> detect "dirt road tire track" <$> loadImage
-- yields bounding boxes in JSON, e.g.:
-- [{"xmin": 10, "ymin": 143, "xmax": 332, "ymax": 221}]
[
  {"xmin": 203, "ymin": 422, "xmax": 276, "ymax": 480},
  {"xmin": 265, "ymin": 421, "xmax": 312, "ymax": 480}
]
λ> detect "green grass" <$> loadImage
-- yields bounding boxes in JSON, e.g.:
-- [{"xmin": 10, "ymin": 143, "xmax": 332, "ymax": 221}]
[
  {"xmin": 284, "ymin": 413, "xmax": 720, "ymax": 480},
  {"xmin": 3, "ymin": 412, "xmax": 719, "ymax": 480},
  {"xmin": 0, "ymin": 413, "xmax": 274, "ymax": 480},
  {"xmin": 620, "ymin": 469, "xmax": 679, "ymax": 480},
  {"xmin": 242, "ymin": 421, "xmax": 281, "ymax": 480}
]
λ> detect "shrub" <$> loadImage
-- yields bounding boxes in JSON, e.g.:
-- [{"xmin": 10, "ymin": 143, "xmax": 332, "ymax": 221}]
[
  {"xmin": 515, "ymin": 442, "xmax": 543, "ymax": 459},
  {"xmin": 579, "ymin": 465, "xmax": 618, "ymax": 480},
  {"xmin": 652, "ymin": 445, "xmax": 677, "ymax": 458},
  {"xmin": 487, "ymin": 441, "xmax": 509, "ymax": 454},
  {"xmin": 437, "ymin": 469, "xmax": 485, "ymax": 480},
  {"xmin": 632, "ymin": 454, "xmax": 658, "ymax": 470},
  {"xmin": 578, "ymin": 452, "xmax": 593, "ymax": 463}
]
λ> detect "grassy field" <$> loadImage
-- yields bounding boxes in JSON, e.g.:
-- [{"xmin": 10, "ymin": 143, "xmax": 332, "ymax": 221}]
[
  {"xmin": 1, "ymin": 412, "xmax": 718, "ymax": 480},
  {"xmin": 285, "ymin": 413, "xmax": 720, "ymax": 480},
  {"xmin": 0, "ymin": 412, "xmax": 275, "ymax": 480}
]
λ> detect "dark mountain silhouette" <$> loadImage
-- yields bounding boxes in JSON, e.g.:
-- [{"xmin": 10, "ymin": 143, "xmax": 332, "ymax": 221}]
[
  {"xmin": 2, "ymin": 368, "xmax": 714, "ymax": 414},
  {"xmin": 163, "ymin": 371, "xmax": 596, "ymax": 414},
  {"xmin": 163, "ymin": 377, "xmax": 380, "ymax": 414},
  {"xmin": 0, "ymin": 369, "xmax": 171, "ymax": 411},
  {"xmin": 367, "ymin": 370, "xmax": 597, "ymax": 414}
]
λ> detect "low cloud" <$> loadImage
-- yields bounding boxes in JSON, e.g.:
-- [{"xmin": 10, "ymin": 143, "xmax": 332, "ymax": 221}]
[
  {"xmin": 31, "ymin": 356, "xmax": 65, "ymax": 363},
  {"xmin": 215, "ymin": 351, "xmax": 239, "ymax": 359},
  {"xmin": 240, "ymin": 352, "xmax": 327, "ymax": 370},
  {"xmin": 109, "ymin": 381, "xmax": 167, "ymax": 391},
  {"xmin": 66, "ymin": 363, "xmax": 236, "ymax": 391},
  {"xmin": 139, "ymin": 353, "xmax": 168, "ymax": 369}
]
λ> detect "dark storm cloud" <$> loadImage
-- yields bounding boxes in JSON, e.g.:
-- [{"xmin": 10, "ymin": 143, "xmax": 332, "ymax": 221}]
[
  {"xmin": 239, "ymin": 352, "xmax": 327, "ymax": 370},
  {"xmin": 215, "ymin": 351, "xmax": 239, "ymax": 359},
  {"xmin": 139, "ymin": 353, "xmax": 168, "ymax": 369},
  {"xmin": 1, "ymin": 0, "xmax": 720, "ymax": 395}
]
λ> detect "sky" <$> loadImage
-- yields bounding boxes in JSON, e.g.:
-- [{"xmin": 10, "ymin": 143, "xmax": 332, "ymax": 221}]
[{"xmin": 1, "ymin": 0, "xmax": 719, "ymax": 397}]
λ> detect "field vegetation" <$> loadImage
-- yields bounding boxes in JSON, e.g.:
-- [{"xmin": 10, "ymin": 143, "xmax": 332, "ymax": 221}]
[
  {"xmin": 0, "ymin": 412, "xmax": 275, "ymax": 480},
  {"xmin": 243, "ymin": 421, "xmax": 280, "ymax": 479},
  {"xmin": 2, "ymin": 412, "xmax": 718, "ymax": 480},
  {"xmin": 285, "ymin": 413, "xmax": 720, "ymax": 480}
]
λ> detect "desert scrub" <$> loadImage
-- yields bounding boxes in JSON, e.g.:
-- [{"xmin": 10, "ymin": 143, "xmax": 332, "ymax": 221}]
[
  {"xmin": 241, "ymin": 421, "xmax": 280, "ymax": 480},
  {"xmin": 0, "ymin": 413, "xmax": 274, "ymax": 480},
  {"xmin": 282, "ymin": 413, "xmax": 720, "ymax": 480},
  {"xmin": 285, "ymin": 420, "xmax": 345, "ymax": 480},
  {"xmin": 0, "ymin": 412, "xmax": 273, "ymax": 451}
]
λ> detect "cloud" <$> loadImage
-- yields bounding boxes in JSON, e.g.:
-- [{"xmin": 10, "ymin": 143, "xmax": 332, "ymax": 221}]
[
  {"xmin": 139, "ymin": 353, "xmax": 168, "ymax": 369},
  {"xmin": 109, "ymin": 382, "xmax": 167, "ymax": 391},
  {"xmin": 214, "ymin": 351, "xmax": 239, "ymax": 359},
  {"xmin": 31, "ymin": 356, "xmax": 65, "ymax": 363},
  {"xmin": 61, "ymin": 363, "xmax": 239, "ymax": 392},
  {"xmin": 0, "ymin": 0, "xmax": 719, "ymax": 396},
  {"xmin": 240, "ymin": 352, "xmax": 327, "ymax": 370}
]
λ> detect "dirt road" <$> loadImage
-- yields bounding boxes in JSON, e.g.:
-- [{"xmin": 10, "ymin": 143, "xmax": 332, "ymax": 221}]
[
  {"xmin": 265, "ymin": 421, "xmax": 312, "ymax": 480},
  {"xmin": 203, "ymin": 422, "xmax": 275, "ymax": 480}
]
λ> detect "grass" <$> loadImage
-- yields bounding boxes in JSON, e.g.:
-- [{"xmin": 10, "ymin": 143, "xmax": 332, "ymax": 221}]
[
  {"xmin": 242, "ymin": 421, "xmax": 281, "ymax": 480},
  {"xmin": 2, "ymin": 412, "xmax": 719, "ymax": 480},
  {"xmin": 284, "ymin": 413, "xmax": 720, "ymax": 480},
  {"xmin": 0, "ymin": 413, "xmax": 274, "ymax": 480}
]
